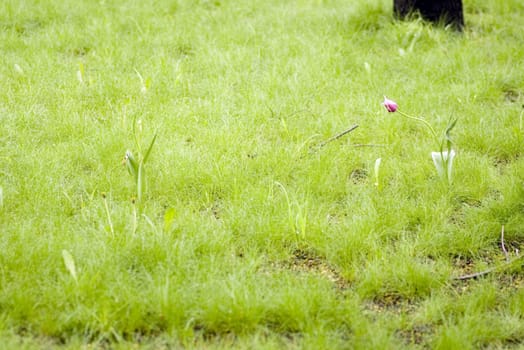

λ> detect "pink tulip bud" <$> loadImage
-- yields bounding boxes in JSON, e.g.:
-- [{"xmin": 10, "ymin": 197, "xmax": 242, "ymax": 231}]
[{"xmin": 383, "ymin": 96, "xmax": 398, "ymax": 113}]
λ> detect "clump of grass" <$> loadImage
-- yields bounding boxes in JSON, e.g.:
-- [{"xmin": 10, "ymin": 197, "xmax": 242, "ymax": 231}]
[{"xmin": 275, "ymin": 181, "xmax": 309, "ymax": 241}]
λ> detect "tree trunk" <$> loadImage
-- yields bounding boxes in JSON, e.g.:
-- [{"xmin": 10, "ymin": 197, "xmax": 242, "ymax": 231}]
[{"xmin": 394, "ymin": 0, "xmax": 464, "ymax": 31}]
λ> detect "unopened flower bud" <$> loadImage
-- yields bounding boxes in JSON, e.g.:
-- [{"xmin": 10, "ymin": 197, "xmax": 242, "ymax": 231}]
[{"xmin": 383, "ymin": 96, "xmax": 398, "ymax": 113}]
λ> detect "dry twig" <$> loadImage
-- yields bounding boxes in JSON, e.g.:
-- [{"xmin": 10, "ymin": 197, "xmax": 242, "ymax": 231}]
[
  {"xmin": 454, "ymin": 225, "xmax": 522, "ymax": 281},
  {"xmin": 318, "ymin": 125, "xmax": 359, "ymax": 148},
  {"xmin": 309, "ymin": 125, "xmax": 359, "ymax": 154}
]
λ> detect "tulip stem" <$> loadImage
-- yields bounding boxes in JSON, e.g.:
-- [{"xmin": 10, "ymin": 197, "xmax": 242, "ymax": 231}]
[
  {"xmin": 397, "ymin": 111, "xmax": 440, "ymax": 145},
  {"xmin": 398, "ymin": 110, "xmax": 453, "ymax": 184}
]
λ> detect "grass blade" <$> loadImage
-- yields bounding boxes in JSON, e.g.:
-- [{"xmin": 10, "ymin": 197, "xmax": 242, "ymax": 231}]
[
  {"xmin": 62, "ymin": 249, "xmax": 78, "ymax": 284},
  {"xmin": 142, "ymin": 133, "xmax": 157, "ymax": 165},
  {"xmin": 137, "ymin": 163, "xmax": 144, "ymax": 204},
  {"xmin": 163, "ymin": 207, "xmax": 176, "ymax": 233}
]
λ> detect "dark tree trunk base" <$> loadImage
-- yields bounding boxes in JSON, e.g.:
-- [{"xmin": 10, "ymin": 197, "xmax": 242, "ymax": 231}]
[{"xmin": 394, "ymin": 0, "xmax": 464, "ymax": 31}]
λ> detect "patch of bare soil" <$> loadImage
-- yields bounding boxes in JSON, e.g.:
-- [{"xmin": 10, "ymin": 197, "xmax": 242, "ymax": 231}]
[
  {"xmin": 396, "ymin": 324, "xmax": 434, "ymax": 347},
  {"xmin": 364, "ymin": 292, "xmax": 419, "ymax": 316},
  {"xmin": 264, "ymin": 248, "xmax": 350, "ymax": 291},
  {"xmin": 287, "ymin": 248, "xmax": 350, "ymax": 290},
  {"xmin": 349, "ymin": 168, "xmax": 368, "ymax": 184}
]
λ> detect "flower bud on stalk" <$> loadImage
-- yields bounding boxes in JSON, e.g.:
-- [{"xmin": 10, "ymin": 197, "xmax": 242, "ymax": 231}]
[{"xmin": 382, "ymin": 96, "xmax": 398, "ymax": 113}]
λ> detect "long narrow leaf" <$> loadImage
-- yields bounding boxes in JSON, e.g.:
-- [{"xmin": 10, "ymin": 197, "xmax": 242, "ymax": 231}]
[
  {"xmin": 125, "ymin": 150, "xmax": 139, "ymax": 180},
  {"xmin": 62, "ymin": 249, "xmax": 78, "ymax": 283},
  {"xmin": 132, "ymin": 116, "xmax": 141, "ymax": 154},
  {"xmin": 163, "ymin": 207, "xmax": 176, "ymax": 233},
  {"xmin": 142, "ymin": 133, "xmax": 157, "ymax": 165},
  {"xmin": 444, "ymin": 118, "xmax": 458, "ymax": 150},
  {"xmin": 137, "ymin": 163, "xmax": 144, "ymax": 204}
]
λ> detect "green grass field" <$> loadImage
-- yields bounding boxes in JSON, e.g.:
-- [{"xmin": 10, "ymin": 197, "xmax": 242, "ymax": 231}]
[{"xmin": 1, "ymin": 0, "xmax": 524, "ymax": 348}]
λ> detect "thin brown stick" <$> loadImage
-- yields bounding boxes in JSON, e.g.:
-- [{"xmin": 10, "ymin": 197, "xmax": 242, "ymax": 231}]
[
  {"xmin": 454, "ymin": 225, "xmax": 520, "ymax": 281},
  {"xmin": 349, "ymin": 143, "xmax": 388, "ymax": 148},
  {"xmin": 454, "ymin": 253, "xmax": 524, "ymax": 281},
  {"xmin": 313, "ymin": 124, "xmax": 359, "ymax": 151},
  {"xmin": 454, "ymin": 266, "xmax": 497, "ymax": 280}
]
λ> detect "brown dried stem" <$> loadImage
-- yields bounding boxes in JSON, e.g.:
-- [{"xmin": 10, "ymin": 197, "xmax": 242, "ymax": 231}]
[
  {"xmin": 454, "ymin": 226, "xmax": 522, "ymax": 281},
  {"xmin": 310, "ymin": 124, "xmax": 359, "ymax": 153}
]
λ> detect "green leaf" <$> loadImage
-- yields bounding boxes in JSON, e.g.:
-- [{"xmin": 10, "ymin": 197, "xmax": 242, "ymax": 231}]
[
  {"xmin": 142, "ymin": 133, "xmax": 157, "ymax": 165},
  {"xmin": 444, "ymin": 118, "xmax": 458, "ymax": 150},
  {"xmin": 163, "ymin": 207, "xmax": 176, "ymax": 233},
  {"xmin": 132, "ymin": 115, "xmax": 142, "ymax": 153},
  {"xmin": 62, "ymin": 249, "xmax": 78, "ymax": 283},
  {"xmin": 137, "ymin": 163, "xmax": 144, "ymax": 204},
  {"xmin": 125, "ymin": 150, "xmax": 139, "ymax": 179}
]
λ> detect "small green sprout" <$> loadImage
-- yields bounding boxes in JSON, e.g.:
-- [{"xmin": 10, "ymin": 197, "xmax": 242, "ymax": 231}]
[
  {"xmin": 124, "ymin": 117, "xmax": 157, "ymax": 209},
  {"xmin": 275, "ymin": 182, "xmax": 308, "ymax": 241}
]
